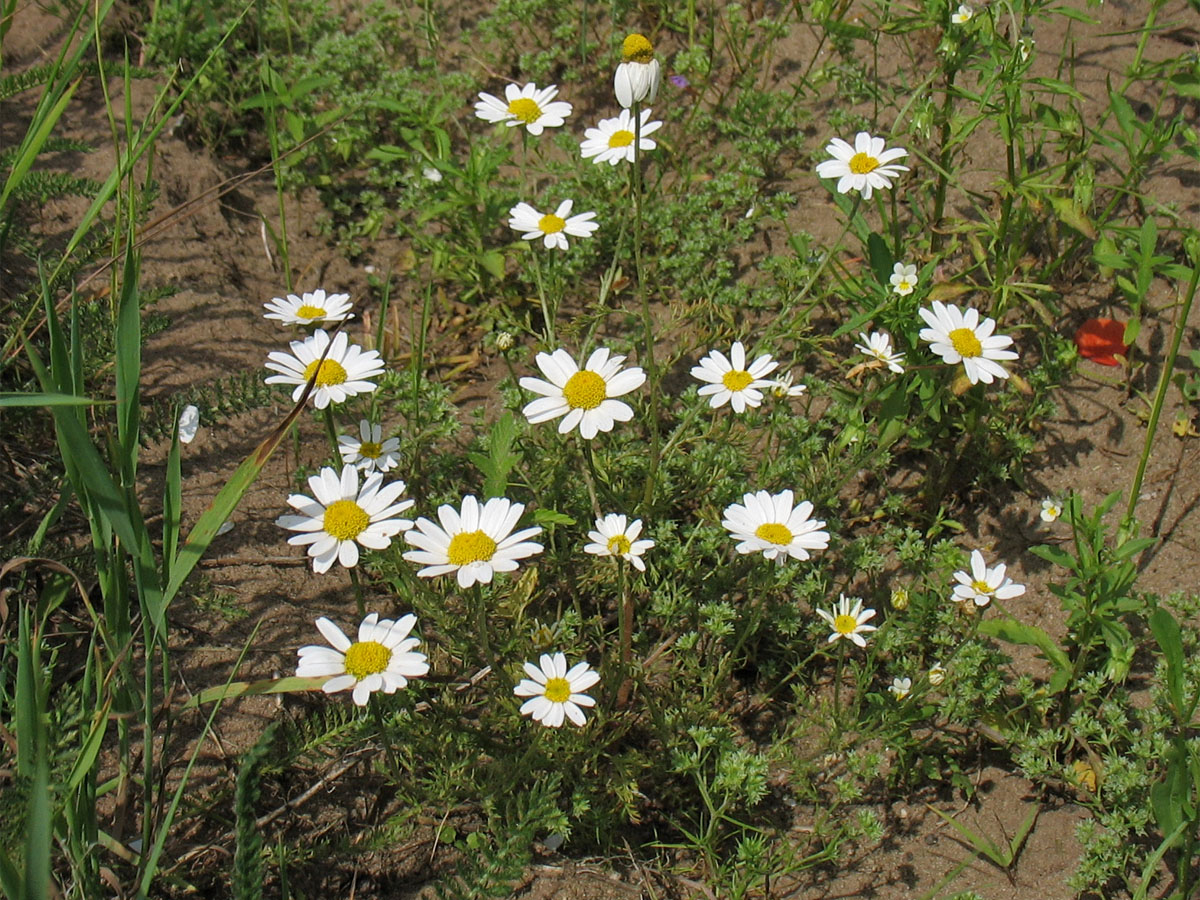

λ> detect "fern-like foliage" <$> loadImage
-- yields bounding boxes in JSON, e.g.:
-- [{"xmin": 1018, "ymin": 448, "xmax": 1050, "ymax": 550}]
[
  {"xmin": 432, "ymin": 777, "xmax": 564, "ymax": 900},
  {"xmin": 0, "ymin": 64, "xmax": 56, "ymax": 101},
  {"xmin": 141, "ymin": 369, "xmax": 281, "ymax": 443},
  {"xmin": 9, "ymin": 171, "xmax": 103, "ymax": 205},
  {"xmin": 233, "ymin": 723, "xmax": 277, "ymax": 900}
]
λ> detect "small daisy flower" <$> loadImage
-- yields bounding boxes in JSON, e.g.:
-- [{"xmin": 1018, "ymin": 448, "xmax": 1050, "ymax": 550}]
[
  {"xmin": 888, "ymin": 676, "xmax": 912, "ymax": 700},
  {"xmin": 722, "ymin": 489, "xmax": 829, "ymax": 563},
  {"xmin": 264, "ymin": 328, "xmax": 385, "ymax": 409},
  {"xmin": 473, "ymin": 82, "xmax": 572, "ymax": 135},
  {"xmin": 855, "ymin": 331, "xmax": 906, "ymax": 374},
  {"xmin": 508, "ymin": 200, "xmax": 598, "ymax": 250},
  {"xmin": 580, "ymin": 108, "xmax": 663, "ymax": 165},
  {"xmin": 614, "ymin": 33, "xmax": 661, "ymax": 108},
  {"xmin": 769, "ymin": 372, "xmax": 808, "ymax": 399},
  {"xmin": 691, "ymin": 342, "xmax": 779, "ymax": 413},
  {"xmin": 178, "ymin": 404, "xmax": 199, "ymax": 444},
  {"xmin": 339, "ymin": 420, "xmax": 401, "ymax": 473},
  {"xmin": 951, "ymin": 549, "xmax": 1026, "ymax": 607},
  {"xmin": 890, "ymin": 262, "xmax": 918, "ymax": 296},
  {"xmin": 263, "ymin": 289, "xmax": 354, "ymax": 326},
  {"xmin": 918, "ymin": 301, "xmax": 1019, "ymax": 385},
  {"xmin": 296, "ymin": 613, "xmax": 429, "ymax": 706},
  {"xmin": 403, "ymin": 495, "xmax": 543, "ymax": 589},
  {"xmin": 929, "ymin": 663, "xmax": 947, "ymax": 686},
  {"xmin": 1040, "ymin": 498, "xmax": 1063, "ymax": 523},
  {"xmin": 584, "ymin": 513, "xmax": 655, "ymax": 571},
  {"xmin": 815, "ymin": 132, "xmax": 910, "ymax": 200},
  {"xmin": 817, "ymin": 594, "xmax": 878, "ymax": 647},
  {"xmin": 514, "ymin": 652, "xmax": 600, "ymax": 728},
  {"xmin": 519, "ymin": 347, "xmax": 646, "ymax": 440},
  {"xmin": 951, "ymin": 4, "xmax": 974, "ymax": 23},
  {"xmin": 276, "ymin": 465, "xmax": 415, "ymax": 574},
  {"xmin": 890, "ymin": 587, "xmax": 910, "ymax": 610}
]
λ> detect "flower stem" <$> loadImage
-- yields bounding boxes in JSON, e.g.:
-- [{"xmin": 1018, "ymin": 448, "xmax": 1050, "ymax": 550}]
[
  {"xmin": 320, "ymin": 405, "xmax": 340, "ymax": 460},
  {"xmin": 529, "ymin": 245, "xmax": 555, "ymax": 346},
  {"xmin": 833, "ymin": 640, "xmax": 846, "ymax": 733},
  {"xmin": 370, "ymin": 701, "xmax": 404, "ymax": 781},
  {"xmin": 470, "ymin": 583, "xmax": 496, "ymax": 675},
  {"xmin": 632, "ymin": 102, "xmax": 661, "ymax": 513},
  {"xmin": 616, "ymin": 559, "xmax": 634, "ymax": 707}
]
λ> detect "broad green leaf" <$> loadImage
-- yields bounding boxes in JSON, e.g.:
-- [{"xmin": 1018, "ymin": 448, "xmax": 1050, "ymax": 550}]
[
  {"xmin": 183, "ymin": 676, "xmax": 327, "ymax": 708},
  {"xmin": 1149, "ymin": 608, "xmax": 1185, "ymax": 718},
  {"xmin": 978, "ymin": 618, "xmax": 1071, "ymax": 684},
  {"xmin": 0, "ymin": 391, "xmax": 101, "ymax": 406}
]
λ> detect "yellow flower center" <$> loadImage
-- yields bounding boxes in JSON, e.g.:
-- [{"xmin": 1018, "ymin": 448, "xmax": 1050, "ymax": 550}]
[
  {"xmin": 971, "ymin": 579, "xmax": 993, "ymax": 595},
  {"xmin": 302, "ymin": 358, "xmax": 348, "ymax": 387},
  {"xmin": 323, "ymin": 499, "xmax": 370, "ymax": 541},
  {"xmin": 343, "ymin": 640, "xmax": 392, "ymax": 680},
  {"xmin": 897, "ymin": 279, "xmax": 913, "ymax": 291},
  {"xmin": 447, "ymin": 530, "xmax": 498, "ymax": 566},
  {"xmin": 507, "ymin": 97, "xmax": 543, "ymax": 124},
  {"xmin": 754, "ymin": 522, "xmax": 793, "ymax": 546},
  {"xmin": 622, "ymin": 33, "xmax": 654, "ymax": 63},
  {"xmin": 538, "ymin": 213, "xmax": 566, "ymax": 234},
  {"xmin": 722, "ymin": 369, "xmax": 754, "ymax": 392},
  {"xmin": 607, "ymin": 534, "xmax": 632, "ymax": 556},
  {"xmin": 358, "ymin": 440, "xmax": 382, "ymax": 459},
  {"xmin": 834, "ymin": 613, "xmax": 859, "ymax": 635},
  {"xmin": 296, "ymin": 304, "xmax": 326, "ymax": 319},
  {"xmin": 608, "ymin": 129, "xmax": 635, "ymax": 148},
  {"xmin": 543, "ymin": 676, "xmax": 572, "ymax": 703},
  {"xmin": 949, "ymin": 327, "xmax": 983, "ymax": 358},
  {"xmin": 563, "ymin": 370, "xmax": 607, "ymax": 410},
  {"xmin": 848, "ymin": 152, "xmax": 880, "ymax": 174}
]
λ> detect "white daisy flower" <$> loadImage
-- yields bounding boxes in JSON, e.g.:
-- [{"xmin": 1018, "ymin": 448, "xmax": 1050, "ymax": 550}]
[
  {"xmin": 815, "ymin": 132, "xmax": 910, "ymax": 200},
  {"xmin": 473, "ymin": 82, "xmax": 572, "ymax": 135},
  {"xmin": 580, "ymin": 108, "xmax": 663, "ymax": 166},
  {"xmin": 951, "ymin": 4, "xmax": 974, "ymax": 23},
  {"xmin": 402, "ymin": 495, "xmax": 543, "ymax": 588},
  {"xmin": 276, "ymin": 465, "xmax": 415, "ymax": 574},
  {"xmin": 264, "ymin": 328, "xmax": 385, "ymax": 409},
  {"xmin": 691, "ymin": 342, "xmax": 779, "ymax": 412},
  {"xmin": 613, "ymin": 33, "xmax": 661, "ymax": 108},
  {"xmin": 508, "ymin": 200, "xmax": 598, "ymax": 250},
  {"xmin": 263, "ymin": 289, "xmax": 354, "ymax": 326},
  {"xmin": 888, "ymin": 676, "xmax": 912, "ymax": 700},
  {"xmin": 339, "ymin": 419, "xmax": 401, "ymax": 473},
  {"xmin": 951, "ymin": 549, "xmax": 1026, "ymax": 607},
  {"xmin": 513, "ymin": 652, "xmax": 600, "ymax": 728},
  {"xmin": 816, "ymin": 594, "xmax": 878, "ymax": 648},
  {"xmin": 855, "ymin": 331, "xmax": 906, "ymax": 374},
  {"xmin": 918, "ymin": 301, "xmax": 1019, "ymax": 385},
  {"xmin": 722, "ymin": 489, "xmax": 829, "ymax": 563},
  {"xmin": 178, "ymin": 404, "xmax": 199, "ymax": 444},
  {"xmin": 519, "ymin": 347, "xmax": 646, "ymax": 440},
  {"xmin": 296, "ymin": 613, "xmax": 429, "ymax": 706},
  {"xmin": 889, "ymin": 262, "xmax": 918, "ymax": 296},
  {"xmin": 584, "ymin": 513, "xmax": 654, "ymax": 572},
  {"xmin": 929, "ymin": 663, "xmax": 947, "ymax": 686},
  {"xmin": 769, "ymin": 372, "xmax": 808, "ymax": 399},
  {"xmin": 1040, "ymin": 498, "xmax": 1062, "ymax": 523}
]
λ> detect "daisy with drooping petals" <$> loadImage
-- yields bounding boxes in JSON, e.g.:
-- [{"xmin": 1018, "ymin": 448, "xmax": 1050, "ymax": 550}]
[
  {"xmin": 276, "ymin": 465, "xmax": 414, "ymax": 574},
  {"xmin": 855, "ymin": 331, "xmax": 906, "ymax": 374},
  {"xmin": 817, "ymin": 594, "xmax": 878, "ymax": 647},
  {"xmin": 580, "ymin": 108, "xmax": 663, "ymax": 165},
  {"xmin": 339, "ymin": 419, "xmax": 400, "ymax": 473},
  {"xmin": 508, "ymin": 200, "xmax": 598, "ymax": 250},
  {"xmin": 473, "ymin": 82, "xmax": 572, "ymax": 135},
  {"xmin": 769, "ymin": 372, "xmax": 808, "ymax": 399},
  {"xmin": 403, "ymin": 495, "xmax": 542, "ymax": 588},
  {"xmin": 519, "ymin": 347, "xmax": 646, "ymax": 439},
  {"xmin": 888, "ymin": 676, "xmax": 912, "ymax": 700},
  {"xmin": 951, "ymin": 4, "xmax": 974, "ymax": 24},
  {"xmin": 264, "ymin": 329, "xmax": 385, "ymax": 409},
  {"xmin": 722, "ymin": 489, "xmax": 829, "ymax": 563},
  {"xmin": 889, "ymin": 262, "xmax": 918, "ymax": 296},
  {"xmin": 296, "ymin": 613, "xmax": 429, "ymax": 706},
  {"xmin": 584, "ymin": 513, "xmax": 654, "ymax": 572},
  {"xmin": 691, "ymin": 342, "xmax": 779, "ymax": 412},
  {"xmin": 514, "ymin": 652, "xmax": 600, "ymax": 727},
  {"xmin": 951, "ymin": 549, "xmax": 1026, "ymax": 607},
  {"xmin": 614, "ymin": 33, "xmax": 661, "ymax": 108},
  {"xmin": 263, "ymin": 289, "xmax": 354, "ymax": 326},
  {"xmin": 918, "ymin": 301, "xmax": 1018, "ymax": 385},
  {"xmin": 178, "ymin": 404, "xmax": 200, "ymax": 444},
  {"xmin": 815, "ymin": 132, "xmax": 910, "ymax": 200}
]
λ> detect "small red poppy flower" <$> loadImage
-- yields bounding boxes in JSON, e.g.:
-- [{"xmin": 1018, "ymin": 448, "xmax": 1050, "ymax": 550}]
[{"xmin": 1074, "ymin": 318, "xmax": 1128, "ymax": 366}]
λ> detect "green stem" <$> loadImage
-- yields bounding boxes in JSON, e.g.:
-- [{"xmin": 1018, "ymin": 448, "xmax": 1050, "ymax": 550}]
[
  {"xmin": 632, "ymin": 102, "xmax": 661, "ymax": 513},
  {"xmin": 530, "ymin": 246, "xmax": 555, "ymax": 346},
  {"xmin": 833, "ymin": 640, "xmax": 846, "ymax": 733},
  {"xmin": 471, "ymin": 583, "xmax": 498, "ymax": 679},
  {"xmin": 320, "ymin": 405, "xmax": 340, "ymax": 460},
  {"xmin": 617, "ymin": 559, "xmax": 634, "ymax": 706},
  {"xmin": 930, "ymin": 67, "xmax": 958, "ymax": 252},
  {"xmin": 370, "ymin": 702, "xmax": 403, "ymax": 781},
  {"xmin": 1123, "ymin": 255, "xmax": 1200, "ymax": 535}
]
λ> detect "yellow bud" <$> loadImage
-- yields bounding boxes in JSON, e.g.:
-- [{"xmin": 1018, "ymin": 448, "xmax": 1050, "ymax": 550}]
[{"xmin": 622, "ymin": 33, "xmax": 654, "ymax": 63}]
